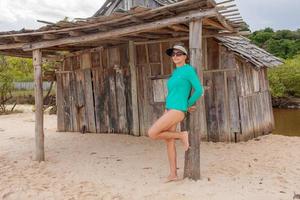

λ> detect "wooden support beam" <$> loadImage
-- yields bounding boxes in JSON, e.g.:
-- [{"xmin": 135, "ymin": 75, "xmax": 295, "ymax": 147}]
[
  {"xmin": 0, "ymin": 43, "xmax": 25, "ymax": 50},
  {"xmin": 128, "ymin": 41, "xmax": 140, "ymax": 136},
  {"xmin": 168, "ymin": 24, "xmax": 189, "ymax": 32},
  {"xmin": 215, "ymin": 12, "xmax": 235, "ymax": 32},
  {"xmin": 134, "ymin": 36, "xmax": 189, "ymax": 45},
  {"xmin": 23, "ymin": 8, "xmax": 218, "ymax": 51},
  {"xmin": 203, "ymin": 18, "xmax": 225, "ymax": 30},
  {"xmin": 42, "ymin": 34, "xmax": 58, "ymax": 40},
  {"xmin": 13, "ymin": 36, "xmax": 31, "ymax": 42},
  {"xmin": 33, "ymin": 49, "xmax": 45, "ymax": 162},
  {"xmin": 0, "ymin": 0, "xmax": 204, "ymax": 39},
  {"xmin": 69, "ymin": 31, "xmax": 85, "ymax": 37},
  {"xmin": 184, "ymin": 18, "xmax": 207, "ymax": 181}
]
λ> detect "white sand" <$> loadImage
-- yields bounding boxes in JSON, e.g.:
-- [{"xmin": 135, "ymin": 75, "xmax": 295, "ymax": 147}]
[{"xmin": 0, "ymin": 108, "xmax": 300, "ymax": 200}]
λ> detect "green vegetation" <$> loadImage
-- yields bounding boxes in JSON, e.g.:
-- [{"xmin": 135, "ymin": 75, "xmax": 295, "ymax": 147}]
[
  {"xmin": 0, "ymin": 55, "xmax": 56, "ymax": 111},
  {"xmin": 248, "ymin": 28, "xmax": 300, "ymax": 98},
  {"xmin": 0, "ymin": 56, "xmax": 14, "ymax": 112},
  {"xmin": 4, "ymin": 56, "xmax": 33, "ymax": 81},
  {"xmin": 249, "ymin": 28, "xmax": 300, "ymax": 59},
  {"xmin": 267, "ymin": 54, "xmax": 300, "ymax": 97}
]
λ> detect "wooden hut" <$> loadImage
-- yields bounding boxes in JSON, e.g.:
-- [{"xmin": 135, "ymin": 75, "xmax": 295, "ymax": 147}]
[{"xmin": 0, "ymin": 0, "xmax": 282, "ymax": 179}]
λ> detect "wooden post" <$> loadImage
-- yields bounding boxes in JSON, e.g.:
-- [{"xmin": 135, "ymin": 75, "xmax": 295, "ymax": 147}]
[
  {"xmin": 129, "ymin": 41, "xmax": 140, "ymax": 136},
  {"xmin": 184, "ymin": 19, "xmax": 207, "ymax": 180},
  {"xmin": 33, "ymin": 49, "xmax": 45, "ymax": 161}
]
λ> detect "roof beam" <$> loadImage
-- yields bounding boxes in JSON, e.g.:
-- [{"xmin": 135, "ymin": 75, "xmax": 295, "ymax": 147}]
[
  {"xmin": 23, "ymin": 8, "xmax": 219, "ymax": 51},
  {"xmin": 0, "ymin": 0, "xmax": 207, "ymax": 38},
  {"xmin": 0, "ymin": 43, "xmax": 25, "ymax": 50},
  {"xmin": 42, "ymin": 34, "xmax": 58, "ymax": 40}
]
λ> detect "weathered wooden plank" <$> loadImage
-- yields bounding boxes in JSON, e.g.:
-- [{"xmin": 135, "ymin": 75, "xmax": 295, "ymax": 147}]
[
  {"xmin": 150, "ymin": 64, "xmax": 162, "ymax": 76},
  {"xmin": 219, "ymin": 46, "xmax": 239, "ymax": 142},
  {"xmin": 107, "ymin": 47, "xmax": 120, "ymax": 133},
  {"xmin": 184, "ymin": 19, "xmax": 206, "ymax": 180},
  {"xmin": 74, "ymin": 70, "xmax": 88, "ymax": 133},
  {"xmin": 62, "ymin": 73, "xmax": 71, "ymax": 131},
  {"xmin": 92, "ymin": 68, "xmax": 103, "ymax": 133},
  {"xmin": 136, "ymin": 63, "xmax": 146, "ymax": 135},
  {"xmin": 204, "ymin": 72, "xmax": 219, "ymax": 141},
  {"xmin": 91, "ymin": 51, "xmax": 101, "ymax": 68},
  {"xmin": 83, "ymin": 68, "xmax": 96, "ymax": 132},
  {"xmin": 102, "ymin": 68, "xmax": 111, "ymax": 133},
  {"xmin": 206, "ymin": 38, "xmax": 219, "ymax": 70},
  {"xmin": 161, "ymin": 42, "xmax": 172, "ymax": 75},
  {"xmin": 238, "ymin": 97, "xmax": 251, "ymax": 141},
  {"xmin": 147, "ymin": 43, "xmax": 161, "ymax": 63},
  {"xmin": 107, "ymin": 68, "xmax": 118, "ymax": 133},
  {"xmin": 23, "ymin": 8, "xmax": 218, "ymax": 51},
  {"xmin": 33, "ymin": 49, "xmax": 45, "ymax": 161},
  {"xmin": 69, "ymin": 72, "xmax": 79, "ymax": 132},
  {"xmin": 71, "ymin": 55, "xmax": 81, "ymax": 70},
  {"xmin": 115, "ymin": 67, "xmax": 129, "ymax": 133},
  {"xmin": 152, "ymin": 79, "xmax": 167, "ymax": 102},
  {"xmin": 81, "ymin": 52, "xmax": 92, "ymax": 69},
  {"xmin": 56, "ymin": 73, "xmax": 65, "ymax": 131},
  {"xmin": 144, "ymin": 42, "xmax": 157, "ymax": 136},
  {"xmin": 128, "ymin": 41, "xmax": 139, "ymax": 136},
  {"xmin": 214, "ymin": 72, "xmax": 228, "ymax": 141}
]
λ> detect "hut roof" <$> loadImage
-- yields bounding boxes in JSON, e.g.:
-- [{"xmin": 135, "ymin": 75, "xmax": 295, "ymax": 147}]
[
  {"xmin": 216, "ymin": 36, "xmax": 283, "ymax": 68},
  {"xmin": 93, "ymin": 0, "xmax": 181, "ymax": 16},
  {"xmin": 0, "ymin": 0, "xmax": 246, "ymax": 58}
]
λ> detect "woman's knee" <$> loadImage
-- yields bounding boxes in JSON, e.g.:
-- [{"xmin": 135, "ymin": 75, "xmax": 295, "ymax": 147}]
[{"xmin": 147, "ymin": 127, "xmax": 158, "ymax": 140}]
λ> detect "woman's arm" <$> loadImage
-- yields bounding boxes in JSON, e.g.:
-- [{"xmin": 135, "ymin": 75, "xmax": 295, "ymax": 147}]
[{"xmin": 187, "ymin": 67, "xmax": 204, "ymax": 107}]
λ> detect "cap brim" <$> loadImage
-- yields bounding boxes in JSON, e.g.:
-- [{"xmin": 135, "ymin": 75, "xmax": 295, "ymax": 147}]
[{"xmin": 166, "ymin": 48, "xmax": 173, "ymax": 56}]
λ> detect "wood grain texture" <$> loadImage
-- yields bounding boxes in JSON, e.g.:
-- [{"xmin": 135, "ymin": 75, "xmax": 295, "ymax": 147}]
[{"xmin": 33, "ymin": 49, "xmax": 44, "ymax": 161}]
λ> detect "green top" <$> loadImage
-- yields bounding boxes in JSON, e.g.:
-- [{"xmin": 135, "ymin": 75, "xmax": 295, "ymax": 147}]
[{"xmin": 165, "ymin": 63, "xmax": 204, "ymax": 112}]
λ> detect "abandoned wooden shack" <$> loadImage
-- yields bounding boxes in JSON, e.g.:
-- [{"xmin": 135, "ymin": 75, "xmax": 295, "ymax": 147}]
[{"xmin": 0, "ymin": 0, "xmax": 282, "ymax": 179}]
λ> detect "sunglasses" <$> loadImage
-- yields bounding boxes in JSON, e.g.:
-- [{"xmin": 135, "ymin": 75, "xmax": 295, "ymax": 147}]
[{"xmin": 171, "ymin": 52, "xmax": 185, "ymax": 57}]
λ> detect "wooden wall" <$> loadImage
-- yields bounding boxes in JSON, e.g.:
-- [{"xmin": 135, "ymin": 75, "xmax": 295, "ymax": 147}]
[
  {"xmin": 56, "ymin": 44, "xmax": 133, "ymax": 134},
  {"xmin": 56, "ymin": 37, "xmax": 275, "ymax": 142},
  {"xmin": 235, "ymin": 59, "xmax": 275, "ymax": 141},
  {"xmin": 203, "ymin": 38, "xmax": 274, "ymax": 142}
]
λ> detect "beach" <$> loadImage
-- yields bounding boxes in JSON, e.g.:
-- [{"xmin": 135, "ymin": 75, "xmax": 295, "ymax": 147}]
[{"xmin": 0, "ymin": 106, "xmax": 300, "ymax": 200}]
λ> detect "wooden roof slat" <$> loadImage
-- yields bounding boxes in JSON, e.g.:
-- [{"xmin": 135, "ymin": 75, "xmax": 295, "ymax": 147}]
[
  {"xmin": 0, "ymin": 0, "xmax": 206, "ymax": 39},
  {"xmin": 22, "ymin": 8, "xmax": 219, "ymax": 51},
  {"xmin": 216, "ymin": 0, "xmax": 235, "ymax": 5}
]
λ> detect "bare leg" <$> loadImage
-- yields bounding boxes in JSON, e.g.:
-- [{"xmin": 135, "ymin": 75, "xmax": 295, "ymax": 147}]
[
  {"xmin": 148, "ymin": 109, "xmax": 188, "ymax": 150},
  {"xmin": 148, "ymin": 109, "xmax": 188, "ymax": 182},
  {"xmin": 165, "ymin": 138, "xmax": 178, "ymax": 182},
  {"xmin": 164, "ymin": 118, "xmax": 178, "ymax": 182}
]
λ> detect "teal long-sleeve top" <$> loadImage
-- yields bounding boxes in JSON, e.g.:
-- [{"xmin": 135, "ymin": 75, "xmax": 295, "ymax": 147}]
[{"xmin": 165, "ymin": 63, "xmax": 204, "ymax": 112}]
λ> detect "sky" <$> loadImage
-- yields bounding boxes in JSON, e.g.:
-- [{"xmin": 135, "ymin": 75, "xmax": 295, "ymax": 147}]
[{"xmin": 0, "ymin": 0, "xmax": 299, "ymax": 32}]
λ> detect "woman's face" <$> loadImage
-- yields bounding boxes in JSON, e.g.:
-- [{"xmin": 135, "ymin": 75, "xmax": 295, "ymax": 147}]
[{"xmin": 171, "ymin": 49, "xmax": 187, "ymax": 65}]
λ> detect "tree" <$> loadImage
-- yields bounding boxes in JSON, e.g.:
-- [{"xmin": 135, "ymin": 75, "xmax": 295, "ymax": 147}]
[
  {"xmin": 248, "ymin": 28, "xmax": 300, "ymax": 59},
  {"xmin": 0, "ymin": 56, "xmax": 14, "ymax": 113}
]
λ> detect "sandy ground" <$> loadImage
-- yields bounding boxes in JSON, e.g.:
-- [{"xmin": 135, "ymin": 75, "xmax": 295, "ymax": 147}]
[{"xmin": 0, "ymin": 105, "xmax": 300, "ymax": 200}]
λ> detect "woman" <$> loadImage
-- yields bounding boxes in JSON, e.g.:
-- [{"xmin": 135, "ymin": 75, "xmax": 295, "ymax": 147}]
[{"xmin": 148, "ymin": 44, "xmax": 204, "ymax": 182}]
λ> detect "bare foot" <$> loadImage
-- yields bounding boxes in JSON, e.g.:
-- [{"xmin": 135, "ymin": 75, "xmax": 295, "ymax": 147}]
[
  {"xmin": 164, "ymin": 174, "xmax": 179, "ymax": 183},
  {"xmin": 181, "ymin": 131, "xmax": 190, "ymax": 151}
]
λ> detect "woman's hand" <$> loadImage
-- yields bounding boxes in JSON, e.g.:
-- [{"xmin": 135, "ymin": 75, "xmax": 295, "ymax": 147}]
[{"xmin": 187, "ymin": 106, "xmax": 196, "ymax": 113}]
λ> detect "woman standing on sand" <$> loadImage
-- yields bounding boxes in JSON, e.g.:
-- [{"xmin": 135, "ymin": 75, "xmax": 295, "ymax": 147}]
[{"xmin": 148, "ymin": 44, "xmax": 204, "ymax": 182}]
